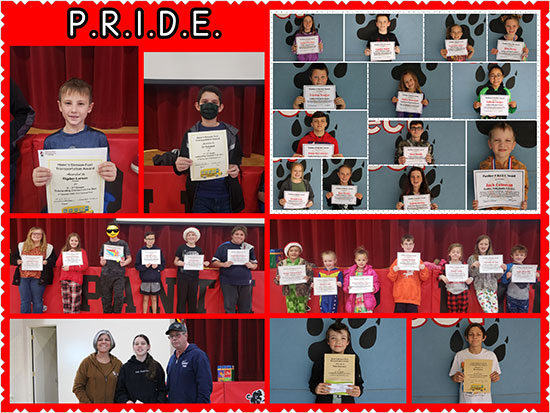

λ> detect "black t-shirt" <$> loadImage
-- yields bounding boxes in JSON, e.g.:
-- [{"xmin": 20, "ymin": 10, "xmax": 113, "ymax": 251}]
[
  {"xmin": 366, "ymin": 31, "xmax": 400, "ymax": 48},
  {"xmin": 174, "ymin": 244, "xmax": 204, "ymax": 279}
]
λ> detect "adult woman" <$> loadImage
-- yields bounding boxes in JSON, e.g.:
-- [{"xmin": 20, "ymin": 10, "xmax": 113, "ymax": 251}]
[
  {"xmin": 115, "ymin": 334, "xmax": 167, "ymax": 403},
  {"xmin": 13, "ymin": 226, "xmax": 56, "ymax": 313},
  {"xmin": 56, "ymin": 232, "xmax": 88, "ymax": 313},
  {"xmin": 396, "ymin": 166, "xmax": 438, "ymax": 210},
  {"xmin": 73, "ymin": 330, "xmax": 122, "ymax": 403}
]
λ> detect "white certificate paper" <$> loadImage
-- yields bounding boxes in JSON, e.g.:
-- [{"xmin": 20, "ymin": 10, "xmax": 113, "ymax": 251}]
[
  {"xmin": 397, "ymin": 252, "xmax": 420, "ymax": 271},
  {"xmin": 283, "ymin": 190, "xmax": 309, "ymax": 209},
  {"xmin": 62, "ymin": 251, "xmax": 83, "ymax": 267},
  {"xmin": 21, "ymin": 255, "xmax": 43, "ymax": 271},
  {"xmin": 479, "ymin": 255, "xmax": 504, "ymax": 274},
  {"xmin": 184, "ymin": 254, "xmax": 204, "ymax": 270},
  {"xmin": 396, "ymin": 91, "xmax": 423, "ymax": 115},
  {"xmin": 473, "ymin": 170, "xmax": 525, "ymax": 209},
  {"xmin": 445, "ymin": 264, "xmax": 469, "ymax": 282},
  {"xmin": 302, "ymin": 143, "xmax": 334, "ymax": 158},
  {"xmin": 480, "ymin": 95, "xmax": 509, "ymax": 117},
  {"xmin": 370, "ymin": 41, "xmax": 396, "ymax": 61},
  {"xmin": 141, "ymin": 249, "xmax": 161, "ymax": 265},
  {"xmin": 103, "ymin": 245, "xmax": 124, "ymax": 261},
  {"xmin": 511, "ymin": 265, "xmax": 537, "ymax": 283},
  {"xmin": 296, "ymin": 35, "xmax": 320, "ymax": 55},
  {"xmin": 278, "ymin": 265, "xmax": 307, "ymax": 285},
  {"xmin": 188, "ymin": 130, "xmax": 229, "ymax": 181},
  {"xmin": 496, "ymin": 39, "xmax": 524, "ymax": 61},
  {"xmin": 313, "ymin": 277, "xmax": 337, "ymax": 296},
  {"xmin": 349, "ymin": 276, "xmax": 374, "ymax": 294},
  {"xmin": 403, "ymin": 146, "xmax": 429, "ymax": 166},
  {"xmin": 39, "ymin": 147, "xmax": 107, "ymax": 213},
  {"xmin": 403, "ymin": 194, "xmax": 431, "ymax": 210},
  {"xmin": 331, "ymin": 185, "xmax": 357, "ymax": 205},
  {"xmin": 227, "ymin": 249, "xmax": 250, "ymax": 265},
  {"xmin": 303, "ymin": 85, "xmax": 336, "ymax": 110},
  {"xmin": 445, "ymin": 39, "xmax": 468, "ymax": 56}
]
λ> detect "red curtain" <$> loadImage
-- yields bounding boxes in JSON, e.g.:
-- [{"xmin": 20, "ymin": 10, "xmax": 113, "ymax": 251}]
[
  {"xmin": 270, "ymin": 219, "xmax": 540, "ymax": 269},
  {"xmin": 187, "ymin": 319, "xmax": 264, "ymax": 381},
  {"xmin": 10, "ymin": 219, "xmax": 264, "ymax": 268},
  {"xmin": 10, "ymin": 46, "xmax": 138, "ymax": 129},
  {"xmin": 144, "ymin": 84, "xmax": 264, "ymax": 156}
]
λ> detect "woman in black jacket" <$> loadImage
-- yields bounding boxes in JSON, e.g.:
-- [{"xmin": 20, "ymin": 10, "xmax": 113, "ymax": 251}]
[{"xmin": 115, "ymin": 334, "xmax": 167, "ymax": 403}]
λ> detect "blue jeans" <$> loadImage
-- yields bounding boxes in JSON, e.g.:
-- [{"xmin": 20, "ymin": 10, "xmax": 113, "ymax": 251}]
[
  {"xmin": 19, "ymin": 278, "xmax": 45, "ymax": 313},
  {"xmin": 192, "ymin": 196, "xmax": 231, "ymax": 213}
]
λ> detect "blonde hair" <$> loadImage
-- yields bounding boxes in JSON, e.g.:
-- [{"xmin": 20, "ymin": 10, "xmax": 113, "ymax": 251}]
[
  {"xmin": 321, "ymin": 250, "xmax": 337, "ymax": 260},
  {"xmin": 22, "ymin": 227, "xmax": 47, "ymax": 254}
]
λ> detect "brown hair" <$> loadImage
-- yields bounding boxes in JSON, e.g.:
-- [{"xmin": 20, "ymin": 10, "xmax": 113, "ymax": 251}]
[
  {"xmin": 488, "ymin": 121, "xmax": 515, "ymax": 141},
  {"xmin": 401, "ymin": 234, "xmax": 414, "ymax": 243},
  {"xmin": 231, "ymin": 225, "xmax": 248, "ymax": 237},
  {"xmin": 353, "ymin": 246, "xmax": 369, "ymax": 259},
  {"xmin": 58, "ymin": 78, "xmax": 92, "ymax": 102},
  {"xmin": 447, "ymin": 243, "xmax": 463, "ymax": 261},
  {"xmin": 473, "ymin": 235, "xmax": 494, "ymax": 259},
  {"xmin": 325, "ymin": 320, "xmax": 351, "ymax": 342},
  {"xmin": 445, "ymin": 24, "xmax": 463, "ymax": 39},
  {"xmin": 511, "ymin": 244, "xmax": 528, "ymax": 255},
  {"xmin": 62, "ymin": 232, "xmax": 82, "ymax": 252},
  {"xmin": 399, "ymin": 71, "xmax": 422, "ymax": 93}
]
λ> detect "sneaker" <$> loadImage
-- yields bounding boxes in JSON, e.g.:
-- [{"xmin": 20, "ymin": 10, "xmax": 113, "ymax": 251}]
[{"xmin": 42, "ymin": 305, "xmax": 47, "ymax": 312}]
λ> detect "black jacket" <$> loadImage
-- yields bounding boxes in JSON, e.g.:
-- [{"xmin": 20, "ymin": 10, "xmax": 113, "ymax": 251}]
[{"xmin": 115, "ymin": 355, "xmax": 167, "ymax": 403}]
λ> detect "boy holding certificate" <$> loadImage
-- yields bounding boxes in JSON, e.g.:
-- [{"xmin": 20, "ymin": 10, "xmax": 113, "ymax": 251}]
[
  {"xmin": 135, "ymin": 232, "xmax": 166, "ymax": 314},
  {"xmin": 450, "ymin": 323, "xmax": 501, "ymax": 403},
  {"xmin": 99, "ymin": 223, "xmax": 132, "ymax": 313},
  {"xmin": 500, "ymin": 244, "xmax": 539, "ymax": 313},
  {"xmin": 363, "ymin": 14, "xmax": 400, "ymax": 60},
  {"xmin": 309, "ymin": 321, "xmax": 363, "ymax": 403},
  {"xmin": 387, "ymin": 234, "xmax": 429, "ymax": 313},
  {"xmin": 472, "ymin": 122, "xmax": 528, "ymax": 210},
  {"xmin": 292, "ymin": 63, "xmax": 346, "ymax": 110},
  {"xmin": 174, "ymin": 227, "xmax": 210, "ymax": 313},
  {"xmin": 293, "ymin": 111, "xmax": 342, "ymax": 157},
  {"xmin": 211, "ymin": 225, "xmax": 258, "ymax": 313},
  {"xmin": 174, "ymin": 85, "xmax": 244, "ymax": 213},
  {"xmin": 31, "ymin": 78, "xmax": 118, "ymax": 212}
]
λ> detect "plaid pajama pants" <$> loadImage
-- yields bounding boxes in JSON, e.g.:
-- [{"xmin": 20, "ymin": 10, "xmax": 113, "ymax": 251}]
[
  {"xmin": 61, "ymin": 280, "xmax": 82, "ymax": 313},
  {"xmin": 447, "ymin": 290, "xmax": 468, "ymax": 313}
]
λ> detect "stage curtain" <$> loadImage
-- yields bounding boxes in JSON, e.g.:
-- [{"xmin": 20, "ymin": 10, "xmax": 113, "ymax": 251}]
[
  {"xmin": 11, "ymin": 219, "xmax": 264, "ymax": 269},
  {"xmin": 270, "ymin": 219, "xmax": 540, "ymax": 269},
  {"xmin": 186, "ymin": 319, "xmax": 264, "ymax": 381},
  {"xmin": 144, "ymin": 84, "xmax": 264, "ymax": 156},
  {"xmin": 10, "ymin": 46, "xmax": 138, "ymax": 129}
]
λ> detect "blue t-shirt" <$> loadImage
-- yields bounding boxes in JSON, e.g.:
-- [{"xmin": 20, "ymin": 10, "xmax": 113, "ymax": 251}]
[
  {"xmin": 212, "ymin": 241, "xmax": 257, "ymax": 285},
  {"xmin": 194, "ymin": 123, "xmax": 229, "ymax": 199}
]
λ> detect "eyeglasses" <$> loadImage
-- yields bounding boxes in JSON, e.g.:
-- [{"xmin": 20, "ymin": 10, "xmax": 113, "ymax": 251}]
[
  {"xmin": 489, "ymin": 74, "xmax": 503, "ymax": 79},
  {"xmin": 168, "ymin": 333, "xmax": 183, "ymax": 340},
  {"xmin": 145, "ymin": 238, "xmax": 155, "ymax": 241},
  {"xmin": 410, "ymin": 126, "xmax": 423, "ymax": 131}
]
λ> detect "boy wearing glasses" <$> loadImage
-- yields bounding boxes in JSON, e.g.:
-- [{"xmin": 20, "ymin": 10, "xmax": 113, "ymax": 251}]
[
  {"xmin": 99, "ymin": 223, "xmax": 131, "ymax": 313},
  {"xmin": 394, "ymin": 121, "xmax": 434, "ymax": 165}
]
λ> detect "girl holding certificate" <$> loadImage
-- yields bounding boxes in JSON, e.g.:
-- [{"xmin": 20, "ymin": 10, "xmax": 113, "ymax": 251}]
[
  {"xmin": 395, "ymin": 167, "xmax": 438, "ymax": 210},
  {"xmin": 440, "ymin": 24, "xmax": 475, "ymax": 61},
  {"xmin": 56, "ymin": 232, "xmax": 89, "ymax": 313},
  {"xmin": 292, "ymin": 15, "xmax": 323, "ymax": 61},
  {"xmin": 13, "ymin": 226, "xmax": 56, "ymax": 313},
  {"xmin": 490, "ymin": 15, "xmax": 529, "ymax": 61},
  {"xmin": 391, "ymin": 71, "xmax": 429, "ymax": 118},
  {"xmin": 274, "ymin": 242, "xmax": 313, "ymax": 313},
  {"xmin": 438, "ymin": 243, "xmax": 473, "ymax": 313},
  {"xmin": 343, "ymin": 247, "xmax": 379, "ymax": 313}
]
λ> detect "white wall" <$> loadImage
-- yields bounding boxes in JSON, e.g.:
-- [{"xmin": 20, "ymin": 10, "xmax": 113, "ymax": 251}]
[{"xmin": 11, "ymin": 319, "xmax": 176, "ymax": 403}]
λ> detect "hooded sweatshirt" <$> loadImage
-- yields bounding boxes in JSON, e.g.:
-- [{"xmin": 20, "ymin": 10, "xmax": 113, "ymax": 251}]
[
  {"xmin": 73, "ymin": 353, "xmax": 122, "ymax": 403},
  {"xmin": 115, "ymin": 354, "xmax": 167, "ymax": 403}
]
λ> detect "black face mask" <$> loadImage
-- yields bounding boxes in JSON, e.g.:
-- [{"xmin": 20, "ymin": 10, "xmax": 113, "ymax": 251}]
[{"xmin": 200, "ymin": 102, "xmax": 219, "ymax": 120}]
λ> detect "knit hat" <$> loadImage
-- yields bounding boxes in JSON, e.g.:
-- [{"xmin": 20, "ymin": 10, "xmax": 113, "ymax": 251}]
[
  {"xmin": 93, "ymin": 329, "xmax": 116, "ymax": 351},
  {"xmin": 284, "ymin": 242, "xmax": 303, "ymax": 257},
  {"xmin": 183, "ymin": 227, "xmax": 201, "ymax": 241}
]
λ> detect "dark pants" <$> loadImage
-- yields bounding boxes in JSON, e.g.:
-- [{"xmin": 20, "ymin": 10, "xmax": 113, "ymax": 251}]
[
  {"xmin": 177, "ymin": 276, "xmax": 198, "ymax": 313},
  {"xmin": 101, "ymin": 273, "xmax": 125, "ymax": 313},
  {"xmin": 192, "ymin": 196, "xmax": 231, "ymax": 213},
  {"xmin": 221, "ymin": 283, "xmax": 252, "ymax": 313},
  {"xmin": 394, "ymin": 302, "xmax": 418, "ymax": 313}
]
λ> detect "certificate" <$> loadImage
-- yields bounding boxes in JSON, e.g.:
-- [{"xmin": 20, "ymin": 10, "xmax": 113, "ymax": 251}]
[
  {"xmin": 21, "ymin": 255, "xmax": 43, "ymax": 271},
  {"xmin": 296, "ymin": 35, "xmax": 319, "ymax": 55},
  {"xmin": 313, "ymin": 277, "xmax": 337, "ymax": 296},
  {"xmin": 403, "ymin": 194, "xmax": 431, "ymax": 210},
  {"xmin": 283, "ymin": 191, "xmax": 309, "ymax": 209},
  {"xmin": 511, "ymin": 265, "xmax": 538, "ymax": 283},
  {"xmin": 348, "ymin": 276, "xmax": 374, "ymax": 294},
  {"xmin": 445, "ymin": 39, "xmax": 468, "ymax": 56},
  {"xmin": 403, "ymin": 146, "xmax": 429, "ymax": 166},
  {"xmin": 278, "ymin": 265, "xmax": 307, "ymax": 285},
  {"xmin": 302, "ymin": 143, "xmax": 334, "ymax": 158},
  {"xmin": 463, "ymin": 359, "xmax": 492, "ymax": 394},
  {"xmin": 445, "ymin": 264, "xmax": 469, "ymax": 282},
  {"xmin": 496, "ymin": 39, "xmax": 524, "ymax": 61},
  {"xmin": 480, "ymin": 95, "xmax": 509, "ymax": 117},
  {"xmin": 39, "ymin": 147, "xmax": 107, "ymax": 213},
  {"xmin": 303, "ymin": 85, "xmax": 336, "ymax": 110},
  {"xmin": 479, "ymin": 255, "xmax": 504, "ymax": 274},
  {"xmin": 188, "ymin": 130, "xmax": 229, "ymax": 181},
  {"xmin": 370, "ymin": 41, "xmax": 396, "ymax": 61},
  {"xmin": 397, "ymin": 252, "xmax": 420, "ymax": 271},
  {"xmin": 331, "ymin": 185, "xmax": 357, "ymax": 205},
  {"xmin": 396, "ymin": 91, "xmax": 423, "ymax": 115},
  {"xmin": 62, "ymin": 251, "xmax": 83, "ymax": 267},
  {"xmin": 103, "ymin": 245, "xmax": 124, "ymax": 262},
  {"xmin": 473, "ymin": 170, "xmax": 525, "ymax": 209},
  {"xmin": 141, "ymin": 249, "xmax": 161, "ymax": 265},
  {"xmin": 184, "ymin": 254, "xmax": 204, "ymax": 270},
  {"xmin": 227, "ymin": 249, "xmax": 250, "ymax": 265},
  {"xmin": 324, "ymin": 354, "xmax": 355, "ymax": 394}
]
